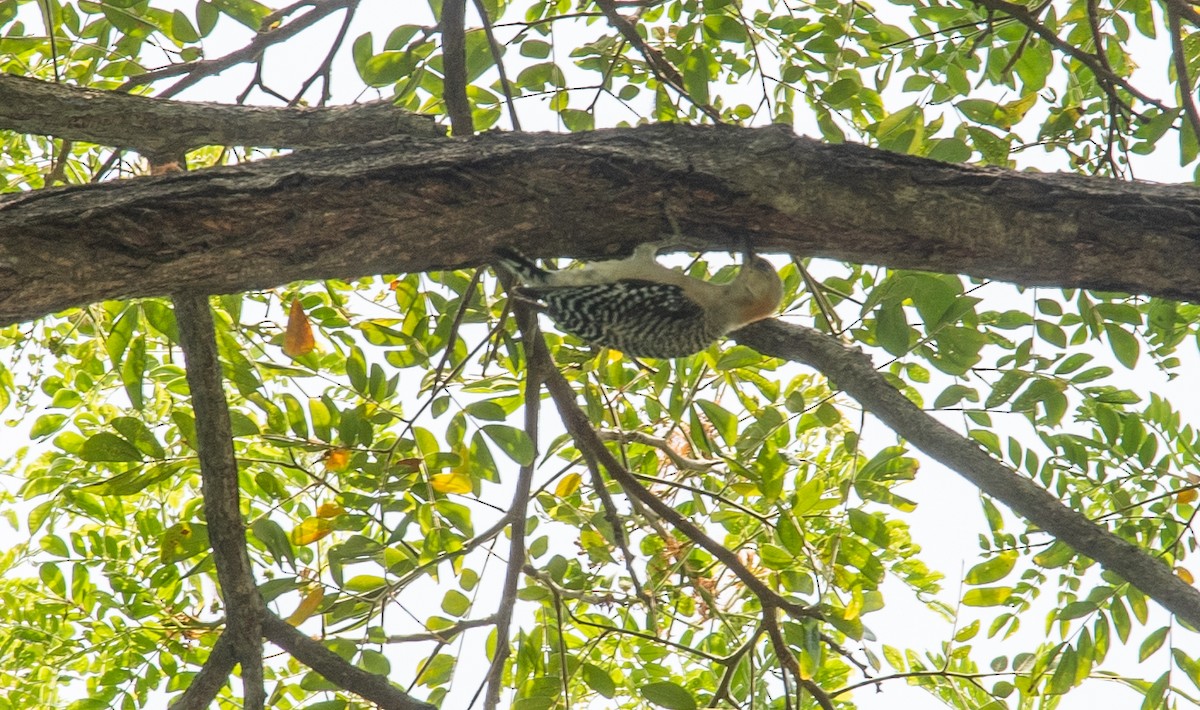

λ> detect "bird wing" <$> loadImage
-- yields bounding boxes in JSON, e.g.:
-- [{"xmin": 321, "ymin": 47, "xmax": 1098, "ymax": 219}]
[{"xmin": 518, "ymin": 280, "xmax": 709, "ymax": 355}]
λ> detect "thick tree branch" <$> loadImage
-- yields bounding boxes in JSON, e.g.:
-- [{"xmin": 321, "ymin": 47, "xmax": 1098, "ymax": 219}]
[
  {"xmin": 168, "ymin": 630, "xmax": 237, "ymax": 710},
  {"xmin": 4, "ymin": 125, "xmax": 1200, "ymax": 327},
  {"xmin": 173, "ymin": 293, "xmax": 265, "ymax": 709},
  {"xmin": 732, "ymin": 319, "xmax": 1200, "ymax": 629},
  {"xmin": 261, "ymin": 614, "xmax": 437, "ymax": 709},
  {"xmin": 0, "ymin": 74, "xmax": 440, "ymax": 156}
]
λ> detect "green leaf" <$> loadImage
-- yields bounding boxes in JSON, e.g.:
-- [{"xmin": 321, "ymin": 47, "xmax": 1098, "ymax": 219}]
[
  {"xmin": 520, "ymin": 39, "xmax": 551, "ymax": 58},
  {"xmin": 196, "ymin": 0, "xmax": 218, "ymax": 35},
  {"xmin": 760, "ymin": 544, "xmax": 795, "ymax": 570},
  {"xmin": 160, "ymin": 522, "xmax": 210, "ymax": 563},
  {"xmin": 251, "ymin": 518, "xmax": 295, "ymax": 569},
  {"xmin": 84, "ymin": 461, "xmax": 181, "ymax": 495},
  {"xmin": 210, "ymin": 0, "xmax": 270, "ymax": 30},
  {"xmin": 1139, "ymin": 626, "xmax": 1168, "ymax": 662},
  {"xmin": 695, "ymin": 400, "xmax": 737, "ymax": 446},
  {"xmin": 848, "ymin": 509, "xmax": 890, "ymax": 547},
  {"xmin": 682, "ymin": 47, "xmax": 711, "ymax": 106},
  {"xmin": 875, "ymin": 304, "xmax": 910, "ymax": 355},
  {"xmin": 1047, "ymin": 647, "xmax": 1078, "ymax": 694},
  {"xmin": 639, "ymin": 681, "xmax": 697, "ymax": 710},
  {"xmin": 32, "ymin": 413, "xmax": 68, "ymax": 439},
  {"xmin": 481, "ymin": 425, "xmax": 534, "ymax": 466},
  {"xmin": 965, "ymin": 552, "xmax": 1016, "ymax": 585},
  {"xmin": 1058, "ymin": 601, "xmax": 1098, "ymax": 620},
  {"xmin": 581, "ymin": 663, "xmax": 616, "ymax": 698},
  {"xmin": 1034, "ymin": 540, "xmax": 1075, "ymax": 568},
  {"xmin": 703, "ymin": 14, "xmax": 748, "ymax": 42},
  {"xmin": 962, "ymin": 587, "xmax": 1012, "ymax": 607},
  {"xmin": 441, "ymin": 589, "xmax": 470, "ymax": 616},
  {"xmin": 985, "ymin": 371, "xmax": 1026, "ymax": 409},
  {"xmin": 40, "ymin": 563, "xmax": 66, "ymax": 596},
  {"xmin": 80, "ymin": 432, "xmax": 143, "ymax": 462},
  {"xmin": 1105, "ymin": 323, "xmax": 1140, "ymax": 368},
  {"xmin": 171, "ymin": 9, "xmax": 200, "ymax": 42}
]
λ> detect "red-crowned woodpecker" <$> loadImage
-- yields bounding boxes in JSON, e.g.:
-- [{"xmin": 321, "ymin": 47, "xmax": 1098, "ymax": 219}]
[{"xmin": 496, "ymin": 243, "xmax": 783, "ymax": 358}]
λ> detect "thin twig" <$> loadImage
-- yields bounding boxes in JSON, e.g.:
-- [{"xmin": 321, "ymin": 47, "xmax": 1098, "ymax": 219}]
[
  {"xmin": 120, "ymin": 0, "xmax": 359, "ymax": 98},
  {"xmin": 1168, "ymin": 3, "xmax": 1200, "ymax": 146},
  {"xmin": 576, "ymin": 450, "xmax": 657, "ymax": 614},
  {"xmin": 592, "ymin": 0, "xmax": 723, "ymax": 122},
  {"xmin": 292, "ymin": 2, "xmax": 358, "ymax": 106},
  {"xmin": 598, "ymin": 429, "xmax": 718, "ymax": 470},
  {"xmin": 380, "ymin": 615, "xmax": 498, "ymax": 644},
  {"xmin": 471, "ymin": 0, "xmax": 522, "ymax": 130},
  {"xmin": 262, "ymin": 613, "xmax": 436, "ymax": 709},
  {"xmin": 482, "ymin": 303, "xmax": 544, "ymax": 710},
  {"xmin": 969, "ymin": 0, "xmax": 1166, "ymax": 115}
]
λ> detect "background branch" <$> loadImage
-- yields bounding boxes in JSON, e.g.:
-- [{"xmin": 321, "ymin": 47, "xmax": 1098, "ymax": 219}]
[
  {"xmin": 0, "ymin": 74, "xmax": 440, "ymax": 156},
  {"xmin": 173, "ymin": 293, "xmax": 265, "ymax": 709},
  {"xmin": 261, "ymin": 614, "xmax": 437, "ymax": 709},
  {"xmin": 732, "ymin": 319, "xmax": 1200, "ymax": 629},
  {"xmin": 120, "ymin": 0, "xmax": 359, "ymax": 98},
  {"xmin": 441, "ymin": 0, "xmax": 475, "ymax": 135},
  {"xmin": 526, "ymin": 322, "xmax": 820, "ymax": 622},
  {"xmin": 482, "ymin": 303, "xmax": 543, "ymax": 710}
]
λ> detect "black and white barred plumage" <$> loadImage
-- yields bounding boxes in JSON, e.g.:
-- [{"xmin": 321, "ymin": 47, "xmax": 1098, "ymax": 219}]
[{"xmin": 495, "ymin": 244, "xmax": 782, "ymax": 359}]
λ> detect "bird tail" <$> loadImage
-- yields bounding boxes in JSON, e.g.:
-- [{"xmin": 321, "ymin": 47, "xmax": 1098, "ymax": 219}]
[{"xmin": 494, "ymin": 247, "xmax": 551, "ymax": 284}]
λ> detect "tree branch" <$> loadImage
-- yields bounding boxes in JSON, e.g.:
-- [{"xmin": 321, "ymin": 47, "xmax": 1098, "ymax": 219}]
[
  {"xmin": 732, "ymin": 319, "xmax": 1200, "ymax": 629},
  {"xmin": 482, "ymin": 302, "xmax": 543, "ymax": 710},
  {"xmin": 526, "ymin": 320, "xmax": 822, "ymax": 622},
  {"xmin": 167, "ymin": 630, "xmax": 237, "ymax": 710},
  {"xmin": 0, "ymin": 74, "xmax": 440, "ymax": 155},
  {"xmin": 261, "ymin": 613, "xmax": 437, "ymax": 709},
  {"xmin": 173, "ymin": 292, "xmax": 265, "ymax": 709},
  {"xmin": 120, "ymin": 0, "xmax": 359, "ymax": 98},
  {"xmin": 441, "ymin": 0, "xmax": 475, "ymax": 136},
  {"xmin": 969, "ymin": 0, "xmax": 1168, "ymax": 114},
  {"xmin": 593, "ymin": 0, "xmax": 724, "ymax": 122},
  {"xmin": 1167, "ymin": 3, "xmax": 1200, "ymax": 146},
  {"xmin": 5, "ymin": 126, "xmax": 1200, "ymax": 327}
]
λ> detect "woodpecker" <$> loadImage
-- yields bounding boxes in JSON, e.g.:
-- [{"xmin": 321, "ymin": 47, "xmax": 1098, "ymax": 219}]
[{"xmin": 496, "ymin": 243, "xmax": 783, "ymax": 358}]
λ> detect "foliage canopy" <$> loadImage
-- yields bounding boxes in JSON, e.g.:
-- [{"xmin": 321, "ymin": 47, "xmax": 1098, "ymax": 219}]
[{"xmin": 1, "ymin": 0, "xmax": 1200, "ymax": 709}]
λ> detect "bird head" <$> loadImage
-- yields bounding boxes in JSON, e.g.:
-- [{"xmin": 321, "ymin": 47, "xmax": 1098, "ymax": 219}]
[{"xmin": 733, "ymin": 249, "xmax": 784, "ymax": 324}]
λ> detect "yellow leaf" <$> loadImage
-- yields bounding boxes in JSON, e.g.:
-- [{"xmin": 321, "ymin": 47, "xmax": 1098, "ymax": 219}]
[
  {"xmin": 282, "ymin": 298, "xmax": 315, "ymax": 357},
  {"xmin": 324, "ymin": 448, "xmax": 350, "ymax": 472},
  {"xmin": 316, "ymin": 501, "xmax": 344, "ymax": 519},
  {"xmin": 431, "ymin": 471, "xmax": 472, "ymax": 494},
  {"xmin": 290, "ymin": 517, "xmax": 333, "ymax": 545},
  {"xmin": 555, "ymin": 472, "xmax": 582, "ymax": 498},
  {"xmin": 1177, "ymin": 567, "xmax": 1195, "ymax": 585},
  {"xmin": 285, "ymin": 585, "xmax": 325, "ymax": 626},
  {"xmin": 1177, "ymin": 488, "xmax": 1198, "ymax": 505}
]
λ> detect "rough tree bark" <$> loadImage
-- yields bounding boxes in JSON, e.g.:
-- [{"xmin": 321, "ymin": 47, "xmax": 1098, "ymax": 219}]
[{"xmin": 3, "ymin": 123, "xmax": 1200, "ymax": 328}]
